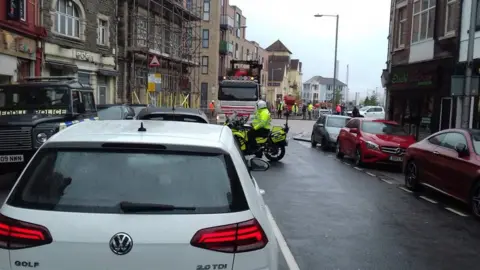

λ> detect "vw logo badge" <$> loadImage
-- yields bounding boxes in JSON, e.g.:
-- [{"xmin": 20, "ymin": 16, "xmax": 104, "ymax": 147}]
[{"xmin": 109, "ymin": 232, "xmax": 133, "ymax": 255}]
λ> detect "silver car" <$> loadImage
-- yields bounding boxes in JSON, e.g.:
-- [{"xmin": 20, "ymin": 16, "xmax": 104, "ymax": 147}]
[{"xmin": 311, "ymin": 115, "xmax": 351, "ymax": 150}]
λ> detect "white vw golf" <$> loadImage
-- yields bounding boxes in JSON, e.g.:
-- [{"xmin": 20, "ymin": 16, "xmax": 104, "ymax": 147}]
[{"xmin": 0, "ymin": 120, "xmax": 279, "ymax": 270}]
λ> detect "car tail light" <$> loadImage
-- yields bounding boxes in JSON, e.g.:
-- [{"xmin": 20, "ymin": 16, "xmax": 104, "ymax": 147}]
[
  {"xmin": 190, "ymin": 218, "xmax": 268, "ymax": 253},
  {"xmin": 0, "ymin": 214, "xmax": 52, "ymax": 249}
]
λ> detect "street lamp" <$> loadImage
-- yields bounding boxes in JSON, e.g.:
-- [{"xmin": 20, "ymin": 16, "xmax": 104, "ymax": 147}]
[{"xmin": 314, "ymin": 14, "xmax": 339, "ymax": 107}]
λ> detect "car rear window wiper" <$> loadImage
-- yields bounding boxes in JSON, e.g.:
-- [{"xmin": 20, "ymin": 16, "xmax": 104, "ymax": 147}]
[{"xmin": 119, "ymin": 201, "xmax": 197, "ymax": 213}]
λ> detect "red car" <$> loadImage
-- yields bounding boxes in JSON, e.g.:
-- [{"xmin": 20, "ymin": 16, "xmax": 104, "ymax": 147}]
[
  {"xmin": 403, "ymin": 129, "xmax": 480, "ymax": 218},
  {"xmin": 336, "ymin": 118, "xmax": 416, "ymax": 166}
]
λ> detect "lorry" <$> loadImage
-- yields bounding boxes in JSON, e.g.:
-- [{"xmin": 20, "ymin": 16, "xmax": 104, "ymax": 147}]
[
  {"xmin": 216, "ymin": 59, "xmax": 262, "ymax": 124},
  {"xmin": 0, "ymin": 76, "xmax": 98, "ymax": 179}
]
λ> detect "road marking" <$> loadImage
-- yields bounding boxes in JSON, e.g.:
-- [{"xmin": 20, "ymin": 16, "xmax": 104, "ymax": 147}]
[
  {"xmin": 265, "ymin": 205, "xmax": 300, "ymax": 270},
  {"xmin": 354, "ymin": 167, "xmax": 363, "ymax": 171},
  {"xmin": 366, "ymin": 172, "xmax": 376, "ymax": 177},
  {"xmin": 419, "ymin": 196, "xmax": 437, "ymax": 204},
  {"xmin": 342, "ymin": 162, "xmax": 350, "ymax": 166},
  {"xmin": 398, "ymin": 186, "xmax": 412, "ymax": 193},
  {"xmin": 380, "ymin": 178, "xmax": 394, "ymax": 184},
  {"xmin": 445, "ymin": 207, "xmax": 469, "ymax": 217}
]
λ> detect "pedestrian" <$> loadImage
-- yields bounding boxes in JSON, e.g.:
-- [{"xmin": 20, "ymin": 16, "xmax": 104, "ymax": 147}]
[
  {"xmin": 352, "ymin": 106, "xmax": 360, "ymax": 117},
  {"xmin": 292, "ymin": 103, "xmax": 298, "ymax": 119},
  {"xmin": 302, "ymin": 102, "xmax": 307, "ymax": 120},
  {"xmin": 208, "ymin": 100, "xmax": 215, "ymax": 118},
  {"xmin": 276, "ymin": 101, "xmax": 283, "ymax": 119},
  {"xmin": 307, "ymin": 102, "xmax": 313, "ymax": 120},
  {"xmin": 341, "ymin": 103, "xmax": 346, "ymax": 115},
  {"xmin": 335, "ymin": 104, "xmax": 341, "ymax": 115}
]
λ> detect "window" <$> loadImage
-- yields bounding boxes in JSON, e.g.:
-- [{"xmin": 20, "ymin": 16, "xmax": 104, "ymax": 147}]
[
  {"xmin": 55, "ymin": 0, "xmax": 81, "ymax": 38},
  {"xmin": 395, "ymin": 7, "xmax": 407, "ymax": 48},
  {"xmin": 235, "ymin": 13, "xmax": 241, "ymax": 37},
  {"xmin": 441, "ymin": 132, "xmax": 467, "ymax": 150},
  {"xmin": 81, "ymin": 91, "xmax": 95, "ymax": 111},
  {"xmin": 98, "ymin": 106, "xmax": 123, "ymax": 120},
  {"xmin": 327, "ymin": 116, "xmax": 351, "ymax": 128},
  {"xmin": 202, "ymin": 29, "xmax": 209, "ymax": 48},
  {"xmin": 203, "ymin": 0, "xmax": 210, "ymax": 20},
  {"xmin": 77, "ymin": 72, "xmax": 90, "ymax": 86},
  {"xmin": 201, "ymin": 56, "xmax": 208, "ymax": 74},
  {"xmin": 445, "ymin": 0, "xmax": 457, "ymax": 35},
  {"xmin": 97, "ymin": 19, "xmax": 108, "ymax": 45},
  {"xmin": 20, "ymin": 0, "xmax": 26, "ymax": 21},
  {"xmin": 411, "ymin": 0, "xmax": 435, "ymax": 43},
  {"xmin": 361, "ymin": 121, "xmax": 408, "ymax": 135},
  {"xmin": 428, "ymin": 133, "xmax": 446, "ymax": 145},
  {"xmin": 476, "ymin": 0, "xmax": 480, "ymax": 28},
  {"xmin": 235, "ymin": 43, "xmax": 238, "ymax": 58},
  {"xmin": 246, "ymin": 49, "xmax": 249, "ymax": 60},
  {"xmin": 8, "ymin": 149, "xmax": 248, "ymax": 214}
]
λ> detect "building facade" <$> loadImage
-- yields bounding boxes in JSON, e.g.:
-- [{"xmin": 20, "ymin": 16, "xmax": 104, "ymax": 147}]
[
  {"xmin": 384, "ymin": 0, "xmax": 461, "ymax": 140},
  {"xmin": 0, "ymin": 0, "xmax": 47, "ymax": 83},
  {"xmin": 40, "ymin": 0, "xmax": 117, "ymax": 104},
  {"xmin": 199, "ymin": 0, "xmax": 268, "ymax": 109},
  {"xmin": 302, "ymin": 76, "xmax": 347, "ymax": 105}
]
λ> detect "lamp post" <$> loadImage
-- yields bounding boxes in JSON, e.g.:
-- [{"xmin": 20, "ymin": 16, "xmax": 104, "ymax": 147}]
[{"xmin": 314, "ymin": 14, "xmax": 339, "ymax": 107}]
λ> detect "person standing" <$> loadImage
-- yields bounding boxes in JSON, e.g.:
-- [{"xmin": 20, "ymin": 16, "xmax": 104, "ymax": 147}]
[
  {"xmin": 335, "ymin": 104, "xmax": 341, "ymax": 115},
  {"xmin": 302, "ymin": 102, "xmax": 307, "ymax": 120},
  {"xmin": 208, "ymin": 100, "xmax": 215, "ymax": 118},
  {"xmin": 276, "ymin": 101, "xmax": 283, "ymax": 119},
  {"xmin": 352, "ymin": 106, "xmax": 360, "ymax": 117},
  {"xmin": 307, "ymin": 102, "xmax": 313, "ymax": 120}
]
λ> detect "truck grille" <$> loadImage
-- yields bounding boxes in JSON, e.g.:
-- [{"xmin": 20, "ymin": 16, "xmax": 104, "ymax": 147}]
[
  {"xmin": 0, "ymin": 128, "xmax": 32, "ymax": 151},
  {"xmin": 381, "ymin": 146, "xmax": 406, "ymax": 155}
]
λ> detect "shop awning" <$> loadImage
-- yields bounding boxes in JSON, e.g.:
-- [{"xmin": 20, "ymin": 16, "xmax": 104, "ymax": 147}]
[
  {"xmin": 45, "ymin": 60, "xmax": 78, "ymax": 73},
  {"xmin": 97, "ymin": 69, "xmax": 119, "ymax": 76}
]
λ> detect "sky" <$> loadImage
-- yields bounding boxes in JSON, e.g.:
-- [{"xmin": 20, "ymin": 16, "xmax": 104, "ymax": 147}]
[{"xmin": 229, "ymin": 0, "xmax": 391, "ymax": 99}]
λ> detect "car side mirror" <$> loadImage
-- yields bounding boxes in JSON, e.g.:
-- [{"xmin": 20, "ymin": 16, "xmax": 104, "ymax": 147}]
[
  {"xmin": 455, "ymin": 143, "xmax": 469, "ymax": 157},
  {"xmin": 317, "ymin": 123, "xmax": 324, "ymax": 127},
  {"xmin": 350, "ymin": 128, "xmax": 359, "ymax": 134},
  {"xmin": 248, "ymin": 158, "xmax": 270, "ymax": 171}
]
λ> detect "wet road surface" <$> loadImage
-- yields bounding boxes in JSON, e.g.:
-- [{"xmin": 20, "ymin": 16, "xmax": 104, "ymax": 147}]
[{"xmin": 253, "ymin": 135, "xmax": 480, "ymax": 269}]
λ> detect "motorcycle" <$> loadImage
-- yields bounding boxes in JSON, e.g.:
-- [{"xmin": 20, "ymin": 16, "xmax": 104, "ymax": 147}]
[{"xmin": 225, "ymin": 112, "xmax": 289, "ymax": 161}]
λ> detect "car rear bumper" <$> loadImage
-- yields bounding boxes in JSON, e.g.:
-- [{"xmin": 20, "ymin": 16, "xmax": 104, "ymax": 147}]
[{"xmin": 361, "ymin": 148, "xmax": 404, "ymax": 165}]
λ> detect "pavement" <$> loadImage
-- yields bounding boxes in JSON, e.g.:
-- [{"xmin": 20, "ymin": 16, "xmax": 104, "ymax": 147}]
[{"xmin": 2, "ymin": 120, "xmax": 480, "ymax": 269}]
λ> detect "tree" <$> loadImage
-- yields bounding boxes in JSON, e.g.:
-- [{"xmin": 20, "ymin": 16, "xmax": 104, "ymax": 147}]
[
  {"xmin": 368, "ymin": 93, "xmax": 378, "ymax": 105},
  {"xmin": 333, "ymin": 88, "xmax": 343, "ymax": 105},
  {"xmin": 363, "ymin": 96, "xmax": 370, "ymax": 105}
]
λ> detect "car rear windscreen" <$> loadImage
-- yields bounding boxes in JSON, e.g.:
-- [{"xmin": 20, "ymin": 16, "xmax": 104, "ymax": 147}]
[
  {"xmin": 8, "ymin": 149, "xmax": 247, "ymax": 214},
  {"xmin": 141, "ymin": 114, "xmax": 208, "ymax": 123}
]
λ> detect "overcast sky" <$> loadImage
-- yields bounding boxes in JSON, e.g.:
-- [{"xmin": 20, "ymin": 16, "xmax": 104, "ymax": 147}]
[{"xmin": 229, "ymin": 0, "xmax": 390, "ymax": 96}]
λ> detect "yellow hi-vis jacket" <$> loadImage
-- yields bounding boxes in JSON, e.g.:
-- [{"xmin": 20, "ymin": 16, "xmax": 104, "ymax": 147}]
[
  {"xmin": 252, "ymin": 108, "xmax": 272, "ymax": 130},
  {"xmin": 308, "ymin": 104, "xmax": 313, "ymax": 111}
]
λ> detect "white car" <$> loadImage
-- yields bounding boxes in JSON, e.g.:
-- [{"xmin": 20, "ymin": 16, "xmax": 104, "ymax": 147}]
[
  {"xmin": 358, "ymin": 106, "xmax": 385, "ymax": 119},
  {"xmin": 0, "ymin": 120, "xmax": 279, "ymax": 270}
]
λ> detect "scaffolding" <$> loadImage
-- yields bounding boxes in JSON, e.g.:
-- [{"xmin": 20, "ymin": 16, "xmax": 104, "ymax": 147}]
[{"xmin": 117, "ymin": 0, "xmax": 202, "ymax": 107}]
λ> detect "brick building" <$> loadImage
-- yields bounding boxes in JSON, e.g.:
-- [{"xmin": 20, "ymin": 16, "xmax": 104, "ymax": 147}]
[
  {"xmin": 384, "ymin": 0, "xmax": 461, "ymax": 140},
  {"xmin": 40, "ymin": 0, "xmax": 118, "ymax": 104},
  {"xmin": 0, "ymin": 0, "xmax": 47, "ymax": 83}
]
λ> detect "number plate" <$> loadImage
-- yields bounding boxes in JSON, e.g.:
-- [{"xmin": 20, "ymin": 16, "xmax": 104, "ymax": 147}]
[
  {"xmin": 389, "ymin": 156, "xmax": 403, "ymax": 162},
  {"xmin": 0, "ymin": 155, "xmax": 24, "ymax": 163}
]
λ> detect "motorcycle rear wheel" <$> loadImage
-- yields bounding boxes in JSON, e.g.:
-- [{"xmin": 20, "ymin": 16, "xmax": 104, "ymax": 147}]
[{"xmin": 265, "ymin": 145, "xmax": 286, "ymax": 162}]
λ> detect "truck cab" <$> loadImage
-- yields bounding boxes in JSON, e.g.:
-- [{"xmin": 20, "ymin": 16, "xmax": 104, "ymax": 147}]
[{"xmin": 0, "ymin": 76, "xmax": 97, "ymax": 175}]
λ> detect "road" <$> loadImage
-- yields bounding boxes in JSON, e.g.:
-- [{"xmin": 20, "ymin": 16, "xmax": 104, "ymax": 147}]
[
  {"xmin": 2, "ymin": 120, "xmax": 480, "ymax": 269},
  {"xmin": 252, "ymin": 120, "xmax": 480, "ymax": 269}
]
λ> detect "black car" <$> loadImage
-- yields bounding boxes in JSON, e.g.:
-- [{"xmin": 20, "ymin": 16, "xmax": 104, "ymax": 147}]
[
  {"xmin": 0, "ymin": 76, "xmax": 98, "ymax": 175},
  {"xmin": 136, "ymin": 107, "xmax": 209, "ymax": 123},
  {"xmin": 129, "ymin": 104, "xmax": 151, "ymax": 117},
  {"xmin": 97, "ymin": 104, "xmax": 135, "ymax": 120}
]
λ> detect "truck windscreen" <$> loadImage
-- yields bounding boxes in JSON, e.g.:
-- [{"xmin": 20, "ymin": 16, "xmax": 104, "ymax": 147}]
[
  {"xmin": 218, "ymin": 86, "xmax": 258, "ymax": 101},
  {"xmin": 0, "ymin": 86, "xmax": 70, "ymax": 113}
]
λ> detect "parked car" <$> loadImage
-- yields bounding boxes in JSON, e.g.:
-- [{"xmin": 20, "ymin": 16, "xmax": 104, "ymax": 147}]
[
  {"xmin": 136, "ymin": 107, "xmax": 209, "ymax": 123},
  {"xmin": 129, "ymin": 104, "xmax": 151, "ymax": 117},
  {"xmin": 403, "ymin": 128, "xmax": 480, "ymax": 218},
  {"xmin": 0, "ymin": 120, "xmax": 278, "ymax": 269},
  {"xmin": 358, "ymin": 106, "xmax": 385, "ymax": 119},
  {"xmin": 336, "ymin": 118, "xmax": 416, "ymax": 167},
  {"xmin": 311, "ymin": 115, "xmax": 351, "ymax": 150},
  {"xmin": 97, "ymin": 104, "xmax": 135, "ymax": 120}
]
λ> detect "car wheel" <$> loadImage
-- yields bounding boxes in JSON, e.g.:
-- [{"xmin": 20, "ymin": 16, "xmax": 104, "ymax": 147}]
[
  {"xmin": 470, "ymin": 181, "xmax": 480, "ymax": 219},
  {"xmin": 404, "ymin": 160, "xmax": 421, "ymax": 191},
  {"xmin": 336, "ymin": 140, "xmax": 344, "ymax": 158},
  {"xmin": 354, "ymin": 147, "xmax": 363, "ymax": 167},
  {"xmin": 310, "ymin": 133, "xmax": 317, "ymax": 147}
]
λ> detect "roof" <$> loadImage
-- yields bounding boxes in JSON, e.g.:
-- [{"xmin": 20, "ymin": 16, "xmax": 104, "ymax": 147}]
[
  {"xmin": 304, "ymin": 76, "xmax": 347, "ymax": 86},
  {"xmin": 265, "ymin": 40, "xmax": 292, "ymax": 54},
  {"xmin": 48, "ymin": 120, "xmax": 230, "ymax": 148}
]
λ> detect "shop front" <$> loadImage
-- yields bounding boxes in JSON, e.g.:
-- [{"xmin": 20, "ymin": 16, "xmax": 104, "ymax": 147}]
[
  {"xmin": 387, "ymin": 58, "xmax": 455, "ymax": 140},
  {"xmin": 0, "ymin": 30, "xmax": 38, "ymax": 83},
  {"xmin": 43, "ymin": 43, "xmax": 117, "ymax": 104}
]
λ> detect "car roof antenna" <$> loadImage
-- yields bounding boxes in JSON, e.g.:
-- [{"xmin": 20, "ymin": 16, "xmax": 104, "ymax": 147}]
[{"xmin": 138, "ymin": 122, "xmax": 146, "ymax": 132}]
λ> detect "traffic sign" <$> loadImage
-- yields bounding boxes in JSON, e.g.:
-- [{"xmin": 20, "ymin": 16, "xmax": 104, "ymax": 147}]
[{"xmin": 149, "ymin": 55, "xmax": 160, "ymax": 67}]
